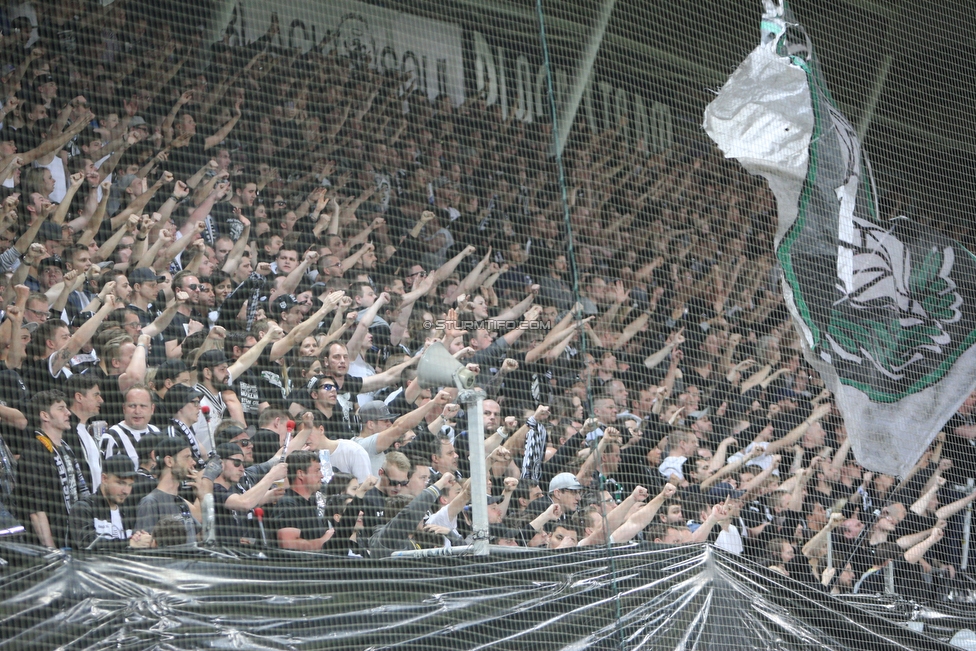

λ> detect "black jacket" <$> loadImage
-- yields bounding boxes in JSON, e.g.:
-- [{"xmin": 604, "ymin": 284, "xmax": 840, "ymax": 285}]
[{"xmin": 67, "ymin": 492, "xmax": 137, "ymax": 550}]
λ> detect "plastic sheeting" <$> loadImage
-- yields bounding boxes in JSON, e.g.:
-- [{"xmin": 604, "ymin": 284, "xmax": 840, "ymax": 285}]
[{"xmin": 0, "ymin": 542, "xmax": 963, "ymax": 650}]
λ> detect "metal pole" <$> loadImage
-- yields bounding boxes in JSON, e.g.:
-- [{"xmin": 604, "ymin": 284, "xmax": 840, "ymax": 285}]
[
  {"xmin": 460, "ymin": 389, "xmax": 489, "ymax": 556},
  {"xmin": 826, "ymin": 527, "xmax": 833, "ymax": 572},
  {"xmin": 961, "ymin": 478, "xmax": 974, "ymax": 571}
]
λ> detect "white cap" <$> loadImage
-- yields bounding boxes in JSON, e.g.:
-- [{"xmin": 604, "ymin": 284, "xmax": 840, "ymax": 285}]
[{"xmin": 549, "ymin": 472, "xmax": 583, "ymax": 492}]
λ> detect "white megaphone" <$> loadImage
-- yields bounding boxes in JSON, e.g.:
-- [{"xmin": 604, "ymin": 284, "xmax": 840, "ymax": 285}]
[{"xmin": 417, "ymin": 342, "xmax": 477, "ymax": 391}]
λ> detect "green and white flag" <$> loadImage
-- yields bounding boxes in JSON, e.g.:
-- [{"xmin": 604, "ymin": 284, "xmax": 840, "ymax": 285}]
[{"xmin": 704, "ymin": 0, "xmax": 976, "ymax": 476}]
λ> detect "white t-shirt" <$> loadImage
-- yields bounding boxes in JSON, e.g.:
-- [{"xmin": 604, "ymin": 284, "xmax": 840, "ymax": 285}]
[
  {"xmin": 330, "ymin": 440, "xmax": 372, "ymax": 482},
  {"xmin": 36, "ymin": 157, "xmax": 68, "ymax": 203},
  {"xmin": 425, "ymin": 503, "xmax": 457, "ymax": 549},
  {"xmin": 348, "ymin": 353, "xmax": 376, "ymax": 407}
]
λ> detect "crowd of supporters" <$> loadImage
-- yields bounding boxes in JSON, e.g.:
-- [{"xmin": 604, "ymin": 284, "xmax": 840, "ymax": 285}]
[{"xmin": 0, "ymin": 0, "xmax": 971, "ymax": 602}]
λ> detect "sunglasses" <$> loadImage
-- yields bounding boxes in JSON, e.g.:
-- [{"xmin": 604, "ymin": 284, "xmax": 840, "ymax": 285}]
[
  {"xmin": 226, "ymin": 458, "xmax": 244, "ymax": 467},
  {"xmin": 185, "ymin": 284, "xmax": 200, "ymax": 291},
  {"xmin": 234, "ymin": 438, "xmax": 252, "ymax": 447},
  {"xmin": 319, "ymin": 384, "xmax": 337, "ymax": 391},
  {"xmin": 387, "ymin": 479, "xmax": 409, "ymax": 487}
]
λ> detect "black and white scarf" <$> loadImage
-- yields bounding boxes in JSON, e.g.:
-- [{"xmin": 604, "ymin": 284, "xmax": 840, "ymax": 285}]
[
  {"xmin": 167, "ymin": 419, "xmax": 209, "ymax": 467},
  {"xmin": 36, "ymin": 432, "xmax": 89, "ymax": 515},
  {"xmin": 521, "ymin": 417, "xmax": 548, "ymax": 481}
]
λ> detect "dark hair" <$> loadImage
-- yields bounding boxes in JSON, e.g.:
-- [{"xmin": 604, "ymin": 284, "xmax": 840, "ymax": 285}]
[
  {"xmin": 286, "ymin": 450, "xmax": 318, "ymax": 484},
  {"xmin": 152, "ymin": 514, "xmax": 189, "ymax": 547},
  {"xmin": 225, "ymin": 330, "xmax": 253, "ymax": 352},
  {"xmin": 383, "ymin": 494, "xmax": 412, "ymax": 522},
  {"xmin": 644, "ymin": 523, "xmax": 671, "ymax": 543},
  {"xmin": 30, "ymin": 390, "xmax": 67, "ymax": 421},
  {"xmin": 65, "ymin": 373, "xmax": 100, "ymax": 403},
  {"xmin": 26, "ymin": 318, "xmax": 68, "ymax": 359},
  {"xmin": 258, "ymin": 408, "xmax": 289, "ymax": 428}
]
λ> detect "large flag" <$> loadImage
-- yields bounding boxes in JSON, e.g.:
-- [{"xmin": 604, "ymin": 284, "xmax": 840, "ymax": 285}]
[{"xmin": 703, "ymin": 0, "xmax": 976, "ymax": 476}]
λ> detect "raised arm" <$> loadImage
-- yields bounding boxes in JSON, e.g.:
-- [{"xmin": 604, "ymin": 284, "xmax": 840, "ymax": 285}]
[
  {"xmin": 360, "ymin": 356, "xmax": 418, "ymax": 394},
  {"xmin": 611, "ymin": 483, "xmax": 677, "ymax": 543},
  {"xmin": 229, "ymin": 323, "xmax": 283, "ymax": 378},
  {"xmin": 346, "ymin": 291, "xmax": 387, "ymax": 360},
  {"xmin": 52, "ymin": 296, "xmax": 117, "ymax": 374}
]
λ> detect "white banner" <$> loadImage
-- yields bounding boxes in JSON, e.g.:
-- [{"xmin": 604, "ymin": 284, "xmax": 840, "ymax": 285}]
[{"xmin": 223, "ymin": 0, "xmax": 465, "ymax": 105}]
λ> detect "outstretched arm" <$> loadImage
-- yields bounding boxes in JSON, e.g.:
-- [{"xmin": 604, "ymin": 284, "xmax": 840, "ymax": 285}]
[{"xmin": 610, "ymin": 484, "xmax": 677, "ymax": 543}]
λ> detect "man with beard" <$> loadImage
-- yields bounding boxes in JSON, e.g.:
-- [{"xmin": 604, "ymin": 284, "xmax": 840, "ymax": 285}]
[
  {"xmin": 68, "ymin": 455, "xmax": 152, "ymax": 550},
  {"xmin": 134, "ymin": 436, "xmax": 202, "ymax": 545},
  {"xmin": 191, "ymin": 325, "xmax": 283, "ymax": 446}
]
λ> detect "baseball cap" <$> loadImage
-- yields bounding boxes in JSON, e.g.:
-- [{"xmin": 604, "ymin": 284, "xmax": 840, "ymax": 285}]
[
  {"xmin": 215, "ymin": 442, "xmax": 244, "ymax": 460},
  {"xmin": 163, "ymin": 384, "xmax": 203, "ymax": 412},
  {"xmin": 548, "ymin": 472, "xmax": 583, "ymax": 493},
  {"xmin": 489, "ymin": 524, "xmax": 519, "ymax": 542},
  {"xmin": 135, "ymin": 434, "xmax": 162, "ymax": 464},
  {"xmin": 195, "ymin": 349, "xmax": 230, "ymax": 369},
  {"xmin": 269, "ymin": 294, "xmax": 300, "ymax": 316},
  {"xmin": 34, "ymin": 73, "xmax": 55, "ymax": 86},
  {"xmin": 155, "ymin": 359, "xmax": 188, "ymax": 384},
  {"xmin": 102, "ymin": 454, "xmax": 137, "ymax": 478},
  {"xmin": 128, "ymin": 267, "xmax": 162, "ymax": 285},
  {"xmin": 154, "ymin": 434, "xmax": 191, "ymax": 462},
  {"xmin": 129, "ymin": 116, "xmax": 148, "ymax": 128},
  {"xmin": 37, "ymin": 254, "xmax": 66, "ymax": 270},
  {"xmin": 359, "ymin": 400, "xmax": 397, "ymax": 422},
  {"xmin": 215, "ymin": 424, "xmax": 246, "ymax": 446}
]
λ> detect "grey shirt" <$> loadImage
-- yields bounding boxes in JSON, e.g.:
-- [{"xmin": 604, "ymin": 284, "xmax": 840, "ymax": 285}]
[{"xmin": 135, "ymin": 488, "xmax": 199, "ymax": 545}]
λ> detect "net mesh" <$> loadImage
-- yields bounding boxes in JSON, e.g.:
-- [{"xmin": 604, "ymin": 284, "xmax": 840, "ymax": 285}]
[{"xmin": 0, "ymin": 0, "xmax": 975, "ymax": 648}]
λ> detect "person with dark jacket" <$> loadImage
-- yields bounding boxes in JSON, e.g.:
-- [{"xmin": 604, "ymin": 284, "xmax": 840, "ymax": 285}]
[
  {"xmin": 68, "ymin": 455, "xmax": 152, "ymax": 550},
  {"xmin": 369, "ymin": 471, "xmax": 455, "ymax": 557}
]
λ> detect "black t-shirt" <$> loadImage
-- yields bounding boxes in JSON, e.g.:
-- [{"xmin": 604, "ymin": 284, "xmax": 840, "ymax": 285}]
[
  {"xmin": 0, "ymin": 366, "xmax": 29, "ymax": 454},
  {"xmin": 317, "ymin": 407, "xmax": 354, "ymax": 441},
  {"xmin": 254, "ymin": 350, "xmax": 290, "ymax": 412},
  {"xmin": 499, "ymin": 351, "xmax": 549, "ymax": 406},
  {"xmin": 14, "ymin": 435, "xmax": 87, "ymax": 547},
  {"xmin": 162, "ymin": 312, "xmax": 193, "ymax": 345},
  {"xmin": 213, "ymin": 483, "xmax": 248, "ymax": 545},
  {"xmin": 251, "ymin": 428, "xmax": 283, "ymax": 465},
  {"xmin": 269, "ymin": 488, "xmax": 326, "ymax": 545},
  {"xmin": 21, "ymin": 353, "xmax": 71, "ymax": 395},
  {"xmin": 360, "ymin": 488, "xmax": 387, "ymax": 535},
  {"xmin": 941, "ymin": 414, "xmax": 976, "ymax": 486},
  {"xmin": 235, "ymin": 367, "xmax": 263, "ymax": 420}
]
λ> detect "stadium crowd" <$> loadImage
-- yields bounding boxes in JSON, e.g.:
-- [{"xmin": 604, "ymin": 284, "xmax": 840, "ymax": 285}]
[{"xmin": 0, "ymin": 0, "xmax": 971, "ymax": 602}]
